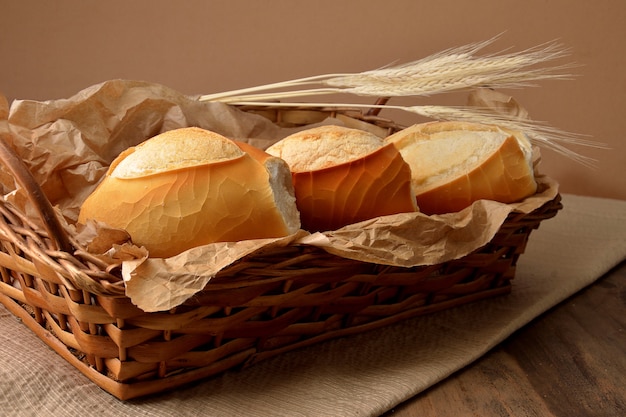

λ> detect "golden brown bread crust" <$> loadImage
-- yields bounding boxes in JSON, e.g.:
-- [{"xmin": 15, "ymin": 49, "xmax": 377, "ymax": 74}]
[
  {"xmin": 78, "ymin": 127, "xmax": 300, "ymax": 257},
  {"xmin": 267, "ymin": 125, "xmax": 417, "ymax": 232},
  {"xmin": 292, "ymin": 143, "xmax": 417, "ymax": 231},
  {"xmin": 233, "ymin": 139, "xmax": 272, "ymax": 163},
  {"xmin": 385, "ymin": 121, "xmax": 537, "ymax": 214}
]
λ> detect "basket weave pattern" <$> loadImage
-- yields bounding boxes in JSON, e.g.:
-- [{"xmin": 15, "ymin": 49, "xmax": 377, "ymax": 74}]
[{"xmin": 0, "ymin": 109, "xmax": 562, "ymax": 400}]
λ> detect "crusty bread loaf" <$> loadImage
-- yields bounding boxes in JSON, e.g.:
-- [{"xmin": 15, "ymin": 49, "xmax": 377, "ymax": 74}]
[
  {"xmin": 78, "ymin": 127, "xmax": 300, "ymax": 257},
  {"xmin": 385, "ymin": 121, "xmax": 538, "ymax": 214},
  {"xmin": 266, "ymin": 125, "xmax": 417, "ymax": 232}
]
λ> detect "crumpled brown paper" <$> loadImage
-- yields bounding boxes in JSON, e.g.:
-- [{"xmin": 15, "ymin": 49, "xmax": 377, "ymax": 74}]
[
  {"xmin": 0, "ymin": 80, "xmax": 558, "ymax": 312},
  {"xmin": 467, "ymin": 87, "xmax": 531, "ymax": 120},
  {"xmin": 121, "ymin": 231, "xmax": 309, "ymax": 311},
  {"xmin": 296, "ymin": 174, "xmax": 557, "ymax": 266}
]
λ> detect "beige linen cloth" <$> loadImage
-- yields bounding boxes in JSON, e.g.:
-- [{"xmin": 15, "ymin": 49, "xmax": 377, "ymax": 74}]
[{"xmin": 1, "ymin": 193, "xmax": 625, "ymax": 416}]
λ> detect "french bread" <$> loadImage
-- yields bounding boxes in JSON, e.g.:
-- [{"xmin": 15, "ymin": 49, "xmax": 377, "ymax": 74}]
[
  {"xmin": 385, "ymin": 121, "xmax": 538, "ymax": 214},
  {"xmin": 266, "ymin": 125, "xmax": 417, "ymax": 232},
  {"xmin": 78, "ymin": 127, "xmax": 300, "ymax": 257}
]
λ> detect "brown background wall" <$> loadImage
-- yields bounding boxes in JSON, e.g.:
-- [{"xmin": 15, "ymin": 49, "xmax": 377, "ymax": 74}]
[{"xmin": 1, "ymin": 0, "xmax": 624, "ymax": 200}]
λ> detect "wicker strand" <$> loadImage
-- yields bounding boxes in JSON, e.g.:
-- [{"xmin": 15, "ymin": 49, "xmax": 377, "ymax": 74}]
[{"xmin": 0, "ymin": 133, "xmax": 72, "ymax": 252}]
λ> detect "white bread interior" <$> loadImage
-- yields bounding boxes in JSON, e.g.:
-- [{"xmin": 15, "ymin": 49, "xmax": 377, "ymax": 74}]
[
  {"xmin": 233, "ymin": 140, "xmax": 301, "ymax": 234},
  {"xmin": 385, "ymin": 121, "xmax": 537, "ymax": 214},
  {"xmin": 266, "ymin": 125, "xmax": 417, "ymax": 232},
  {"xmin": 78, "ymin": 127, "xmax": 300, "ymax": 257}
]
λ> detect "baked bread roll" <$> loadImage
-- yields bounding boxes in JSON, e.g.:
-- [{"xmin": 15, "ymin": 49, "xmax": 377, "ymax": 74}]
[
  {"xmin": 78, "ymin": 127, "xmax": 300, "ymax": 257},
  {"xmin": 385, "ymin": 121, "xmax": 537, "ymax": 214},
  {"xmin": 266, "ymin": 125, "xmax": 417, "ymax": 232}
]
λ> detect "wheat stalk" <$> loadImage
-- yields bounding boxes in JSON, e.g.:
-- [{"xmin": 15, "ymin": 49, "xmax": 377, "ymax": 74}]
[
  {"xmin": 199, "ymin": 36, "xmax": 575, "ymax": 103},
  {"xmin": 198, "ymin": 36, "xmax": 600, "ymax": 163},
  {"xmin": 410, "ymin": 105, "xmax": 602, "ymax": 166},
  {"xmin": 227, "ymin": 100, "xmax": 602, "ymax": 166}
]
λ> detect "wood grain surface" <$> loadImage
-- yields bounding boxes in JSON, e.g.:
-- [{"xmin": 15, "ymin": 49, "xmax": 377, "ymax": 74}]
[{"xmin": 384, "ymin": 261, "xmax": 626, "ymax": 417}]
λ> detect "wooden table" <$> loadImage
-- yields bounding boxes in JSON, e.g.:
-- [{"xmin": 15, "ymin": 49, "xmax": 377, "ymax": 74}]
[{"xmin": 384, "ymin": 261, "xmax": 626, "ymax": 417}]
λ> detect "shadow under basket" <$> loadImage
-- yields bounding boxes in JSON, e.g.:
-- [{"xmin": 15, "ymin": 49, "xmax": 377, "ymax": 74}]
[{"xmin": 0, "ymin": 107, "xmax": 562, "ymax": 400}]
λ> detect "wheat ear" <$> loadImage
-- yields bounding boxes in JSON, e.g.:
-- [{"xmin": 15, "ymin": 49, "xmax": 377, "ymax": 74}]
[
  {"xmin": 199, "ymin": 36, "xmax": 576, "ymax": 103},
  {"xmin": 227, "ymin": 100, "xmax": 602, "ymax": 166},
  {"xmin": 198, "ymin": 36, "xmax": 600, "ymax": 164}
]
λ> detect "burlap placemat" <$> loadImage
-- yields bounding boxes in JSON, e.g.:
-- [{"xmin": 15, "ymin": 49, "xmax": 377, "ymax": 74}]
[{"xmin": 2, "ymin": 193, "xmax": 625, "ymax": 417}]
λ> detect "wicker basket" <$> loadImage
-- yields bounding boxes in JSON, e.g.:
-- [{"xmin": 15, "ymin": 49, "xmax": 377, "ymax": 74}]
[{"xmin": 0, "ymin": 107, "xmax": 562, "ymax": 400}]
